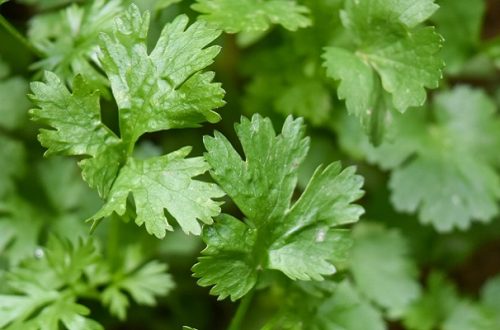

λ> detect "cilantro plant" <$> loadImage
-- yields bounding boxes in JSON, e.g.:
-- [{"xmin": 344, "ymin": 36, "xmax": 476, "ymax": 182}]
[{"xmin": 0, "ymin": 0, "xmax": 499, "ymax": 329}]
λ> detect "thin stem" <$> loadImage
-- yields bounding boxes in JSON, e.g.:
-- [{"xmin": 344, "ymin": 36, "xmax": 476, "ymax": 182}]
[
  {"xmin": 0, "ymin": 14, "xmax": 42, "ymax": 57},
  {"xmin": 107, "ymin": 214, "xmax": 121, "ymax": 269},
  {"xmin": 227, "ymin": 288, "xmax": 255, "ymax": 330}
]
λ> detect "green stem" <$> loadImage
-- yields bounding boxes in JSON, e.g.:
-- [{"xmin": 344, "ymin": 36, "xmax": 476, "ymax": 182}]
[
  {"xmin": 0, "ymin": 14, "xmax": 42, "ymax": 57},
  {"xmin": 227, "ymin": 289, "xmax": 255, "ymax": 330},
  {"xmin": 107, "ymin": 214, "xmax": 120, "ymax": 268}
]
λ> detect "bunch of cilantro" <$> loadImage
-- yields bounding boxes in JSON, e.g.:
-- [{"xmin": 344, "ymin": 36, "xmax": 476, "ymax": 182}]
[{"xmin": 0, "ymin": 0, "xmax": 499, "ymax": 329}]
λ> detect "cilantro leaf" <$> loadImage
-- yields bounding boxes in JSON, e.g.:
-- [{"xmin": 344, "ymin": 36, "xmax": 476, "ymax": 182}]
[
  {"xmin": 99, "ymin": 4, "xmax": 224, "ymax": 149},
  {"xmin": 102, "ymin": 246, "xmax": 174, "ymax": 320},
  {"xmin": 263, "ymin": 280, "xmax": 385, "ymax": 330},
  {"xmin": 0, "ymin": 237, "xmax": 103, "ymax": 330},
  {"xmin": 90, "ymin": 147, "xmax": 224, "ymax": 238},
  {"xmin": 337, "ymin": 86, "xmax": 500, "ymax": 231},
  {"xmin": 31, "ymin": 4, "xmax": 226, "ymax": 237},
  {"xmin": 193, "ymin": 115, "xmax": 364, "ymax": 300},
  {"xmin": 388, "ymin": 87, "xmax": 500, "ymax": 231},
  {"xmin": 192, "ymin": 0, "xmax": 311, "ymax": 33},
  {"xmin": 28, "ymin": 0, "xmax": 125, "ymax": 93},
  {"xmin": 314, "ymin": 280, "xmax": 386, "ymax": 330},
  {"xmin": 0, "ymin": 135, "xmax": 25, "ymax": 200},
  {"xmin": 431, "ymin": 0, "xmax": 486, "ymax": 74},
  {"xmin": 442, "ymin": 301, "xmax": 495, "ymax": 330},
  {"xmin": 323, "ymin": 0, "xmax": 443, "ymax": 142},
  {"xmin": 30, "ymin": 72, "xmax": 124, "ymax": 198},
  {"xmin": 0, "ymin": 59, "xmax": 30, "ymax": 130},
  {"xmin": 350, "ymin": 224, "xmax": 421, "ymax": 318},
  {"xmin": 403, "ymin": 272, "xmax": 459, "ymax": 330},
  {"xmin": 0, "ymin": 197, "xmax": 44, "ymax": 267}
]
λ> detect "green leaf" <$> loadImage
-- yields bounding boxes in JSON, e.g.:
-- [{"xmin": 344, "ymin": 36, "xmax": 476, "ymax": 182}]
[
  {"xmin": 350, "ymin": 224, "xmax": 421, "ymax": 318},
  {"xmin": 193, "ymin": 115, "xmax": 364, "ymax": 300},
  {"xmin": 99, "ymin": 4, "xmax": 224, "ymax": 149},
  {"xmin": 403, "ymin": 272, "xmax": 460, "ymax": 330},
  {"xmin": 481, "ymin": 275, "xmax": 500, "ymax": 327},
  {"xmin": 315, "ymin": 280, "xmax": 386, "ymax": 330},
  {"xmin": 90, "ymin": 147, "xmax": 224, "ymax": 238},
  {"xmin": 323, "ymin": 0, "xmax": 443, "ymax": 142},
  {"xmin": 0, "ymin": 135, "xmax": 25, "ymax": 200},
  {"xmin": 263, "ymin": 280, "xmax": 385, "ymax": 330},
  {"xmin": 337, "ymin": 86, "xmax": 500, "ymax": 231},
  {"xmin": 192, "ymin": 0, "xmax": 311, "ymax": 33},
  {"xmin": 0, "ymin": 237, "xmax": 103, "ymax": 330},
  {"xmin": 31, "ymin": 5, "xmax": 226, "ymax": 237},
  {"xmin": 30, "ymin": 72, "xmax": 124, "ymax": 198},
  {"xmin": 28, "ymin": 0, "xmax": 125, "ymax": 93},
  {"xmin": 431, "ymin": 0, "xmax": 486, "ymax": 73},
  {"xmin": 389, "ymin": 87, "xmax": 500, "ymax": 231},
  {"xmin": 442, "ymin": 301, "xmax": 495, "ymax": 330},
  {"xmin": 102, "ymin": 246, "xmax": 174, "ymax": 320},
  {"xmin": 0, "ymin": 59, "xmax": 30, "ymax": 130}
]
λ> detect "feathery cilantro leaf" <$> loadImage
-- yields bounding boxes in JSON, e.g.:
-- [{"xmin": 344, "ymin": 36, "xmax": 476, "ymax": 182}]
[
  {"xmin": 323, "ymin": 0, "xmax": 443, "ymax": 142},
  {"xmin": 0, "ymin": 238, "xmax": 103, "ymax": 330},
  {"xmin": 193, "ymin": 115, "xmax": 364, "ymax": 300},
  {"xmin": 192, "ymin": 0, "xmax": 311, "ymax": 33},
  {"xmin": 28, "ymin": 0, "xmax": 125, "ymax": 93},
  {"xmin": 102, "ymin": 246, "xmax": 174, "ymax": 320},
  {"xmin": 0, "ymin": 237, "xmax": 173, "ymax": 328},
  {"xmin": 31, "ymin": 4, "xmax": 226, "ymax": 237},
  {"xmin": 350, "ymin": 224, "xmax": 421, "ymax": 318}
]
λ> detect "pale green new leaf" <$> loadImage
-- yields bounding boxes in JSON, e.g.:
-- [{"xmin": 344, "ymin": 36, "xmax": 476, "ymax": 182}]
[
  {"xmin": 350, "ymin": 224, "xmax": 421, "ymax": 318},
  {"xmin": 193, "ymin": 115, "xmax": 364, "ymax": 300},
  {"xmin": 90, "ymin": 147, "xmax": 224, "ymax": 238},
  {"xmin": 192, "ymin": 0, "xmax": 311, "ymax": 33},
  {"xmin": 99, "ymin": 4, "xmax": 224, "ymax": 148},
  {"xmin": 323, "ymin": 0, "xmax": 443, "ymax": 141}
]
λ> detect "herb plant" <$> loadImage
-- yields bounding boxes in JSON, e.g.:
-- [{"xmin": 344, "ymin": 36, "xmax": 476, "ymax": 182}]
[{"xmin": 0, "ymin": 0, "xmax": 499, "ymax": 329}]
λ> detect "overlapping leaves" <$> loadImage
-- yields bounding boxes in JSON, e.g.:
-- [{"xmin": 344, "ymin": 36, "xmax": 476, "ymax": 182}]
[
  {"xmin": 0, "ymin": 237, "xmax": 173, "ymax": 329},
  {"xmin": 30, "ymin": 4, "xmax": 225, "ymax": 238},
  {"xmin": 28, "ymin": 0, "xmax": 125, "ymax": 94},
  {"xmin": 193, "ymin": 115, "xmax": 364, "ymax": 300},
  {"xmin": 323, "ymin": 0, "xmax": 443, "ymax": 142},
  {"xmin": 337, "ymin": 86, "xmax": 500, "ymax": 231}
]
